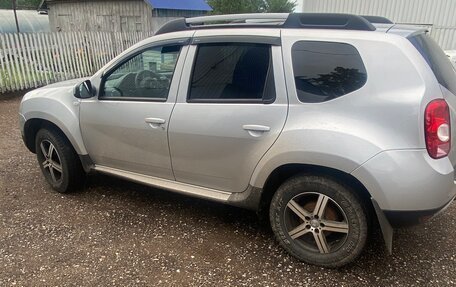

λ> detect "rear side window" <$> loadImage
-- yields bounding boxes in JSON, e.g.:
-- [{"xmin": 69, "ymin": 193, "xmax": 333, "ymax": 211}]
[
  {"xmin": 292, "ymin": 41, "xmax": 367, "ymax": 103},
  {"xmin": 188, "ymin": 43, "xmax": 275, "ymax": 103},
  {"xmin": 408, "ymin": 33, "xmax": 456, "ymax": 96}
]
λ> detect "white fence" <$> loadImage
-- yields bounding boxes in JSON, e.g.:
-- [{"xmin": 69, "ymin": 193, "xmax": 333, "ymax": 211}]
[{"xmin": 0, "ymin": 31, "xmax": 153, "ymax": 94}]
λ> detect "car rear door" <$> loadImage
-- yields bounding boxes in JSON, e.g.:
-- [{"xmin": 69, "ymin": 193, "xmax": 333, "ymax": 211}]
[{"xmin": 168, "ymin": 30, "xmax": 288, "ymax": 193}]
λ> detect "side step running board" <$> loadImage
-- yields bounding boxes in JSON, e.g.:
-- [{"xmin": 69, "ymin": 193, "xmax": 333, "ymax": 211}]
[{"xmin": 94, "ymin": 165, "xmax": 232, "ymax": 202}]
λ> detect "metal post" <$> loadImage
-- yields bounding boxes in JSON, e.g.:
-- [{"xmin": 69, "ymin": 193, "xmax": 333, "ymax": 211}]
[{"xmin": 12, "ymin": 0, "xmax": 20, "ymax": 33}]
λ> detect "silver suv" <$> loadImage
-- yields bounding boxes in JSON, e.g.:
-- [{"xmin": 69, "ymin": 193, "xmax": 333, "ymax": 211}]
[{"xmin": 19, "ymin": 13, "xmax": 456, "ymax": 268}]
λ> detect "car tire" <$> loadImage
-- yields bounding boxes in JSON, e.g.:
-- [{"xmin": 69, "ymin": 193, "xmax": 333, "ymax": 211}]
[
  {"xmin": 270, "ymin": 174, "xmax": 368, "ymax": 268},
  {"xmin": 35, "ymin": 128, "xmax": 85, "ymax": 193}
]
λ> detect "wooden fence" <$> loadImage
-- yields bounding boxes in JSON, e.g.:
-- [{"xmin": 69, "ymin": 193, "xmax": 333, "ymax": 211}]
[{"xmin": 0, "ymin": 31, "xmax": 154, "ymax": 94}]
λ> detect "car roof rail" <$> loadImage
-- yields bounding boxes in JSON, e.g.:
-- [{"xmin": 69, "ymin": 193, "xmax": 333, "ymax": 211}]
[
  {"xmin": 361, "ymin": 15, "xmax": 394, "ymax": 24},
  {"xmin": 155, "ymin": 13, "xmax": 377, "ymax": 35}
]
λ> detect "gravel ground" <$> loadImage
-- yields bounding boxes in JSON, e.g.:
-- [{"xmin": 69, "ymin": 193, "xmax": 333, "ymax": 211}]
[{"xmin": 1, "ymin": 93, "xmax": 455, "ymax": 286}]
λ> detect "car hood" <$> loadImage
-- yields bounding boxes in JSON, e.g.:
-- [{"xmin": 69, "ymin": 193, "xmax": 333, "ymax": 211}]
[
  {"xmin": 37, "ymin": 77, "xmax": 89, "ymax": 90},
  {"xmin": 21, "ymin": 77, "xmax": 89, "ymax": 102}
]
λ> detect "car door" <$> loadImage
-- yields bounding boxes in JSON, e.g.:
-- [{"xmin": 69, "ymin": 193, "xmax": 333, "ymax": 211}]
[
  {"xmin": 168, "ymin": 31, "xmax": 288, "ymax": 193},
  {"xmin": 80, "ymin": 42, "xmax": 189, "ymax": 180}
]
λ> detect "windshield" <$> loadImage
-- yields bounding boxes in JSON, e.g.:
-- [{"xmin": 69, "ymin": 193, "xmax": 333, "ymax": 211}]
[{"xmin": 408, "ymin": 33, "xmax": 456, "ymax": 95}]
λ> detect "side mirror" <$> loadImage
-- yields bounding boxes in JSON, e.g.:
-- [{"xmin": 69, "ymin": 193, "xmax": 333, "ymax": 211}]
[{"xmin": 74, "ymin": 80, "xmax": 96, "ymax": 99}]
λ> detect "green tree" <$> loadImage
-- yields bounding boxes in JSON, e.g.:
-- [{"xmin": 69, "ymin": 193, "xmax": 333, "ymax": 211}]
[
  {"xmin": 0, "ymin": 0, "xmax": 42, "ymax": 10},
  {"xmin": 261, "ymin": 0, "xmax": 297, "ymax": 13},
  {"xmin": 208, "ymin": 0, "xmax": 296, "ymax": 14},
  {"xmin": 207, "ymin": 0, "xmax": 261, "ymax": 14}
]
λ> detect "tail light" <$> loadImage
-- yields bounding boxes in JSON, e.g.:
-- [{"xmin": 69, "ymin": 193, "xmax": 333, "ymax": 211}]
[{"xmin": 425, "ymin": 99, "xmax": 451, "ymax": 159}]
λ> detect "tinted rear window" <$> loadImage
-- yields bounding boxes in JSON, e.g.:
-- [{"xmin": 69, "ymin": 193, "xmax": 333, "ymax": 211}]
[
  {"xmin": 291, "ymin": 41, "xmax": 367, "ymax": 103},
  {"xmin": 409, "ymin": 33, "xmax": 456, "ymax": 95},
  {"xmin": 188, "ymin": 43, "xmax": 275, "ymax": 103}
]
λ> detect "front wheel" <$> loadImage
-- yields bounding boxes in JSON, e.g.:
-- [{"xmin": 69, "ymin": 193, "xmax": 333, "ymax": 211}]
[
  {"xmin": 269, "ymin": 174, "xmax": 368, "ymax": 268},
  {"xmin": 35, "ymin": 128, "xmax": 85, "ymax": 193}
]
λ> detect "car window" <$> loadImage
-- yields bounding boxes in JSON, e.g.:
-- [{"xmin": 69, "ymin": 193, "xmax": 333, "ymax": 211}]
[
  {"xmin": 101, "ymin": 45, "xmax": 181, "ymax": 100},
  {"xmin": 408, "ymin": 33, "xmax": 456, "ymax": 96},
  {"xmin": 292, "ymin": 41, "xmax": 367, "ymax": 103},
  {"xmin": 188, "ymin": 43, "xmax": 275, "ymax": 103}
]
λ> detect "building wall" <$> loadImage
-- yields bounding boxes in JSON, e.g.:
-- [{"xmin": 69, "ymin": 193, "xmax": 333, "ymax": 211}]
[
  {"xmin": 46, "ymin": 0, "xmax": 196, "ymax": 33},
  {"xmin": 301, "ymin": 0, "xmax": 456, "ymax": 50}
]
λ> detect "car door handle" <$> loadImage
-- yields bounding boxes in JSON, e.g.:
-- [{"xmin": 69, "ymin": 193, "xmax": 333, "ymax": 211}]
[
  {"xmin": 145, "ymin": 118, "xmax": 166, "ymax": 129},
  {"xmin": 243, "ymin": 125, "xmax": 270, "ymax": 137},
  {"xmin": 243, "ymin": 125, "xmax": 271, "ymax": 132}
]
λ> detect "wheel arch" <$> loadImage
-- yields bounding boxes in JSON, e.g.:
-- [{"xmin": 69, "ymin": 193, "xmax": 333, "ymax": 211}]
[{"xmin": 23, "ymin": 117, "xmax": 82, "ymax": 155}]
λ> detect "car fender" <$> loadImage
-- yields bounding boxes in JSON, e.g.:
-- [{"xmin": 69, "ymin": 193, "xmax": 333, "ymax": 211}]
[
  {"xmin": 249, "ymin": 127, "xmax": 382, "ymax": 191},
  {"xmin": 20, "ymin": 82, "xmax": 88, "ymax": 155}
]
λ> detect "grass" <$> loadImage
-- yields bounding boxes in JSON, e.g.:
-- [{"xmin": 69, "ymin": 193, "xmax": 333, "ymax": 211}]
[{"xmin": 1, "ymin": 61, "xmax": 62, "ymax": 92}]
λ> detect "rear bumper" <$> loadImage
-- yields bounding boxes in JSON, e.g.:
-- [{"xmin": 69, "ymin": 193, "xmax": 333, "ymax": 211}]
[
  {"xmin": 352, "ymin": 149, "xmax": 456, "ymax": 220},
  {"xmin": 384, "ymin": 196, "xmax": 455, "ymax": 227}
]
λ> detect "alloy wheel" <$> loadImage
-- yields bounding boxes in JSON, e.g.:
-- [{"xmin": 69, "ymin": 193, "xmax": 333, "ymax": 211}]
[
  {"xmin": 284, "ymin": 192, "xmax": 349, "ymax": 254},
  {"xmin": 39, "ymin": 140, "xmax": 63, "ymax": 183}
]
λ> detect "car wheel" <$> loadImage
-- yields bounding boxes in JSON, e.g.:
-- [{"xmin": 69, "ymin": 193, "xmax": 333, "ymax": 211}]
[
  {"xmin": 270, "ymin": 174, "xmax": 368, "ymax": 268},
  {"xmin": 35, "ymin": 128, "xmax": 85, "ymax": 193}
]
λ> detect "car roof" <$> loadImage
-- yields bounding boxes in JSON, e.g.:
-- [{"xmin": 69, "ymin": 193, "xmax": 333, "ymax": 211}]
[
  {"xmin": 156, "ymin": 13, "xmax": 430, "ymax": 40},
  {"xmin": 155, "ymin": 13, "xmax": 383, "ymax": 35}
]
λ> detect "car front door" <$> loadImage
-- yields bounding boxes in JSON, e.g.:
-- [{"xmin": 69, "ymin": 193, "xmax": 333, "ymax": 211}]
[
  {"xmin": 168, "ymin": 32, "xmax": 288, "ymax": 192},
  {"xmin": 80, "ymin": 42, "xmax": 189, "ymax": 180}
]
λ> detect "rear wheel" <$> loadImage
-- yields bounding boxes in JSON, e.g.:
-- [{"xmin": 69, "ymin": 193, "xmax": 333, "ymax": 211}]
[
  {"xmin": 270, "ymin": 174, "xmax": 368, "ymax": 268},
  {"xmin": 35, "ymin": 128, "xmax": 85, "ymax": 193}
]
